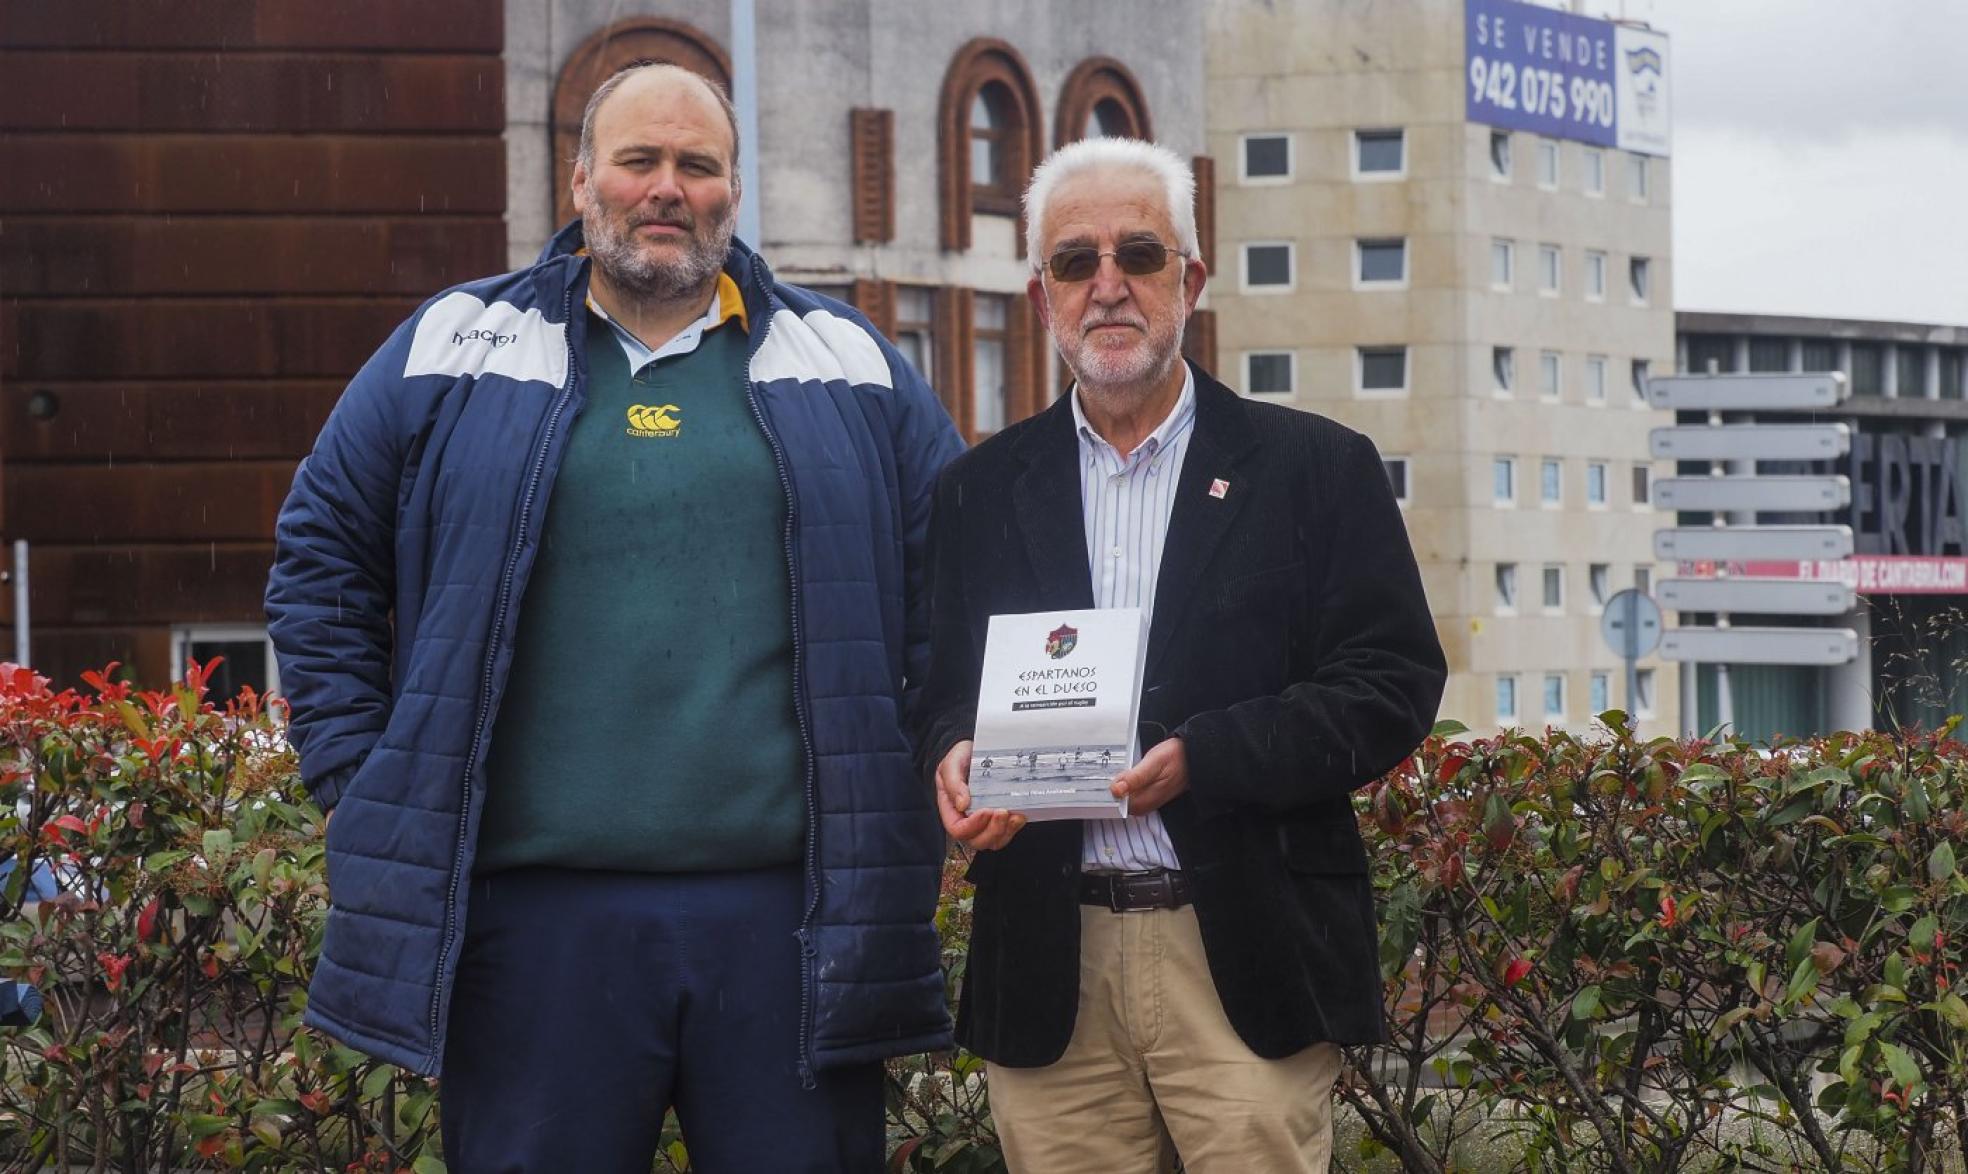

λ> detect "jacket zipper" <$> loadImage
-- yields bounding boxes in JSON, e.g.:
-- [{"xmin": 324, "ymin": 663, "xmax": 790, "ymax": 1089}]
[
  {"xmin": 739, "ymin": 254, "xmax": 823, "ymax": 1088},
  {"xmin": 425, "ymin": 282, "xmax": 583, "ymax": 1070}
]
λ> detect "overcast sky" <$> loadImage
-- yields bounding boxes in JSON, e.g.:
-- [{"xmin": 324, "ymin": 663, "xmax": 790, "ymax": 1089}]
[{"xmin": 1573, "ymin": 0, "xmax": 1968, "ymax": 326}]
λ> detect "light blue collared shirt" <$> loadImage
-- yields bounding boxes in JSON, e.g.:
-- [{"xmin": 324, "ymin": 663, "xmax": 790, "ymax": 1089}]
[{"xmin": 1071, "ymin": 366, "xmax": 1197, "ymax": 873}]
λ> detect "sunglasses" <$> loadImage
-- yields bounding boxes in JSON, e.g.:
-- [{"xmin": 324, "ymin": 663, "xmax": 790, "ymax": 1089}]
[{"xmin": 1044, "ymin": 240, "xmax": 1186, "ymax": 283}]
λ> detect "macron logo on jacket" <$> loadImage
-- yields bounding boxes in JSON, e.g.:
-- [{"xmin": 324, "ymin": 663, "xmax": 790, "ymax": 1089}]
[{"xmin": 404, "ymin": 291, "xmax": 569, "ymax": 388}]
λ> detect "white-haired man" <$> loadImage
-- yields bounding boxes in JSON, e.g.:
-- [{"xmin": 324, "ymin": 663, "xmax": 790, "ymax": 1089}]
[{"xmin": 915, "ymin": 138, "xmax": 1446, "ymax": 1171}]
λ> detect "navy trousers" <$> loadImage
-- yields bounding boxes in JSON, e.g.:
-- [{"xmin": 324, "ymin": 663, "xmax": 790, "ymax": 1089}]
[{"xmin": 439, "ymin": 866, "xmax": 883, "ymax": 1173}]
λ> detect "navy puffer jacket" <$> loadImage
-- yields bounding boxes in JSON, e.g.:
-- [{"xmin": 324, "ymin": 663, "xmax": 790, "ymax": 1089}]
[{"xmin": 266, "ymin": 224, "xmax": 963, "ymax": 1078}]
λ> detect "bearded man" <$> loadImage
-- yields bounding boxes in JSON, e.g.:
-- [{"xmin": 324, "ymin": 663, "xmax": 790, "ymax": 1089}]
[
  {"xmin": 266, "ymin": 63, "xmax": 962, "ymax": 1171},
  {"xmin": 914, "ymin": 138, "xmax": 1447, "ymax": 1172}
]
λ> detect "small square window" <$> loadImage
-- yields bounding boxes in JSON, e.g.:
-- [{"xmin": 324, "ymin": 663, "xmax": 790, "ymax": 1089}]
[
  {"xmin": 1242, "ymin": 242, "xmax": 1295, "ymax": 291},
  {"xmin": 1538, "ymin": 244, "xmax": 1560, "ymax": 294},
  {"xmin": 172, "ymin": 627, "xmax": 279, "ymax": 698},
  {"xmin": 1489, "ymin": 130, "xmax": 1512, "ymax": 179},
  {"xmin": 1586, "ymin": 251, "xmax": 1608, "ymax": 300},
  {"xmin": 1241, "ymin": 134, "xmax": 1292, "ymax": 182},
  {"xmin": 1358, "ymin": 345, "xmax": 1408, "ymax": 393},
  {"xmin": 1354, "ymin": 129, "xmax": 1404, "ymax": 177},
  {"xmin": 1493, "ymin": 457, "xmax": 1517, "ymax": 505},
  {"xmin": 1497, "ymin": 674, "xmax": 1519, "ymax": 720},
  {"xmin": 1586, "ymin": 462, "xmax": 1608, "ymax": 505},
  {"xmin": 1543, "ymin": 672, "xmax": 1566, "ymax": 718},
  {"xmin": 1540, "ymin": 458, "xmax": 1561, "ymax": 504},
  {"xmin": 1630, "ymin": 256, "xmax": 1652, "ymax": 304},
  {"xmin": 1539, "ymin": 351, "xmax": 1561, "ymax": 400},
  {"xmin": 1589, "ymin": 563, "xmax": 1610, "ymax": 608},
  {"xmin": 1586, "ymin": 355, "xmax": 1609, "ymax": 402},
  {"xmin": 1536, "ymin": 139, "xmax": 1559, "ymax": 188},
  {"xmin": 1383, "ymin": 456, "xmax": 1411, "ymax": 504},
  {"xmin": 1495, "ymin": 562, "xmax": 1519, "ymax": 610},
  {"xmin": 1632, "ymin": 358, "xmax": 1652, "ymax": 403},
  {"xmin": 1635, "ymin": 565, "xmax": 1654, "ymax": 594},
  {"xmin": 1584, "ymin": 149, "xmax": 1605, "ymax": 195},
  {"xmin": 1493, "ymin": 346, "xmax": 1515, "ymax": 393},
  {"xmin": 1590, "ymin": 672, "xmax": 1610, "ymax": 714},
  {"xmin": 1632, "ymin": 464, "xmax": 1652, "ymax": 506},
  {"xmin": 1628, "ymin": 153, "xmax": 1650, "ymax": 200},
  {"xmin": 1635, "ymin": 667, "xmax": 1656, "ymax": 715},
  {"xmin": 1245, "ymin": 351, "xmax": 1294, "ymax": 395},
  {"xmin": 1491, "ymin": 238, "xmax": 1514, "ymax": 289},
  {"xmin": 1543, "ymin": 565, "xmax": 1564, "ymax": 610},
  {"xmin": 1357, "ymin": 238, "xmax": 1407, "ymax": 285}
]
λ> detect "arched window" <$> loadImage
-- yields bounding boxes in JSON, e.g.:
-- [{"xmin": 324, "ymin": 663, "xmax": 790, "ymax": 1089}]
[
  {"xmin": 969, "ymin": 82, "xmax": 1016, "ymax": 205},
  {"xmin": 551, "ymin": 19, "xmax": 732, "ymax": 227},
  {"xmin": 1055, "ymin": 58, "xmax": 1152, "ymax": 147},
  {"xmin": 938, "ymin": 39, "xmax": 1043, "ymax": 253}
]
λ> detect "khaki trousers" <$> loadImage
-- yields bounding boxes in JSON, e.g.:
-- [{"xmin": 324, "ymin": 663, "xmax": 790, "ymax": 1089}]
[{"xmin": 984, "ymin": 904, "xmax": 1341, "ymax": 1173}]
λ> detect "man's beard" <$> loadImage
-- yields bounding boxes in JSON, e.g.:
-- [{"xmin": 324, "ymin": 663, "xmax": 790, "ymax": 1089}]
[
  {"xmin": 1060, "ymin": 303, "xmax": 1186, "ymax": 396},
  {"xmin": 582, "ymin": 183, "xmax": 736, "ymax": 303}
]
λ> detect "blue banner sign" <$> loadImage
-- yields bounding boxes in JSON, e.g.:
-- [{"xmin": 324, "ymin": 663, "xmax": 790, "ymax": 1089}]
[{"xmin": 1465, "ymin": 0, "xmax": 1670, "ymax": 156}]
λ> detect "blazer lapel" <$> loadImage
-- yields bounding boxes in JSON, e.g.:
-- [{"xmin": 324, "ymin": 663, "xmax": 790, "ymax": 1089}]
[
  {"xmin": 1011, "ymin": 395, "xmax": 1096, "ymax": 610},
  {"xmin": 1145, "ymin": 369, "xmax": 1261, "ymax": 681}
]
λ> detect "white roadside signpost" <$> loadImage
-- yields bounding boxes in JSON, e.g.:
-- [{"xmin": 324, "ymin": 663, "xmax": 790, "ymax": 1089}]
[{"xmin": 1648, "ymin": 370, "xmax": 1856, "ymax": 735}]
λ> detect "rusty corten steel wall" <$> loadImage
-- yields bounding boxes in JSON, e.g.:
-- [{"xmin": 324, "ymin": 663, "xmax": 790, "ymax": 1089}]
[{"xmin": 0, "ymin": 0, "xmax": 507, "ymax": 685}]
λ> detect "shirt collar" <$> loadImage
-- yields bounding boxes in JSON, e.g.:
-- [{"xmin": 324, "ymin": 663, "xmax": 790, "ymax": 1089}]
[
  {"xmin": 585, "ymin": 270, "xmax": 749, "ymax": 372},
  {"xmin": 1071, "ymin": 363, "xmax": 1197, "ymax": 463}
]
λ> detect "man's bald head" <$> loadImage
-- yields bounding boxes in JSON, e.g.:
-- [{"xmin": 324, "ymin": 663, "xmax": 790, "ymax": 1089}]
[{"xmin": 576, "ymin": 62, "xmax": 742, "ymax": 196}]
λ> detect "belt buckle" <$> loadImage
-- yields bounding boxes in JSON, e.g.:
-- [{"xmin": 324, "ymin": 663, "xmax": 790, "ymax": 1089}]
[{"xmin": 1106, "ymin": 874, "xmax": 1130, "ymax": 913}]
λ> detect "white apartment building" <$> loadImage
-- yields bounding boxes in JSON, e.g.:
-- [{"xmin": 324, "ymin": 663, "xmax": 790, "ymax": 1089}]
[{"xmin": 1207, "ymin": 0, "xmax": 1679, "ymax": 735}]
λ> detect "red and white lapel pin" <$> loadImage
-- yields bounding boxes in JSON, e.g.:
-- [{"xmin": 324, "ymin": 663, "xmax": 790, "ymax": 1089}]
[{"xmin": 1208, "ymin": 478, "xmax": 1230, "ymax": 499}]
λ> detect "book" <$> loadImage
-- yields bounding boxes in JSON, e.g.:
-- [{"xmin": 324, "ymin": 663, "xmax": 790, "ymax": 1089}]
[{"xmin": 968, "ymin": 607, "xmax": 1148, "ymax": 821}]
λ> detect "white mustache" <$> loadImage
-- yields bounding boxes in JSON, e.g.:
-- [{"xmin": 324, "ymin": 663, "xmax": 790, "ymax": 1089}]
[{"xmin": 1080, "ymin": 314, "xmax": 1147, "ymax": 336}]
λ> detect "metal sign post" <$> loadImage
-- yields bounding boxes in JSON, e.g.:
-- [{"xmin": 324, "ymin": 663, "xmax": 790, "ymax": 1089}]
[{"xmin": 10, "ymin": 541, "xmax": 26, "ymax": 667}]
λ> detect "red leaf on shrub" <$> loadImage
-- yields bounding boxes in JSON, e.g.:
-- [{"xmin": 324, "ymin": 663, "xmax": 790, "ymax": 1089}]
[
  {"xmin": 890, "ymin": 1137, "xmax": 924, "ymax": 1172},
  {"xmin": 127, "ymin": 802, "xmax": 146, "ymax": 828},
  {"xmin": 1504, "ymin": 958, "xmax": 1533, "ymax": 987},
  {"xmin": 1658, "ymin": 895, "xmax": 1678, "ymax": 929},
  {"xmin": 1436, "ymin": 753, "xmax": 1469, "ymax": 783},
  {"xmin": 145, "ymin": 1052, "xmax": 166, "ymax": 1077},
  {"xmin": 300, "ymin": 1091, "xmax": 332, "ymax": 1116},
  {"xmin": 1810, "ymin": 942, "xmax": 1846, "ymax": 975},
  {"xmin": 97, "ymin": 952, "xmax": 131, "ymax": 992},
  {"xmin": 138, "ymin": 897, "xmax": 161, "ymax": 942},
  {"xmin": 201, "ymin": 953, "xmax": 221, "ymax": 980},
  {"xmin": 196, "ymin": 1134, "xmax": 226, "ymax": 1159},
  {"xmin": 1441, "ymin": 851, "xmax": 1464, "ymax": 890},
  {"xmin": 46, "ymin": 814, "xmax": 87, "ymax": 837},
  {"xmin": 1557, "ymin": 865, "xmax": 1584, "ymax": 903}
]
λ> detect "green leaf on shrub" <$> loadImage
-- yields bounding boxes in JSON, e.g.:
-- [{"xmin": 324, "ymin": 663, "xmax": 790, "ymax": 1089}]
[
  {"xmin": 360, "ymin": 1063, "xmax": 395, "ymax": 1101},
  {"xmin": 1573, "ymin": 985, "xmax": 1602, "ymax": 1020},
  {"xmin": 1432, "ymin": 719, "xmax": 1470, "ymax": 737},
  {"xmin": 1886, "ymin": 952, "xmax": 1909, "ymax": 989},
  {"xmin": 1904, "ymin": 778, "xmax": 1932, "ymax": 822},
  {"xmin": 1928, "ymin": 841, "xmax": 1957, "ymax": 881},
  {"xmin": 1911, "ymin": 915, "xmax": 1939, "ymax": 952},
  {"xmin": 1931, "ymin": 993, "xmax": 1968, "ymax": 1029},
  {"xmin": 1784, "ymin": 957, "xmax": 1821, "ymax": 1007},
  {"xmin": 413, "ymin": 1158, "xmax": 447, "ymax": 1174},
  {"xmin": 1881, "ymin": 1041, "xmax": 1922, "ymax": 1090},
  {"xmin": 203, "ymin": 828, "xmax": 233, "ymax": 866},
  {"xmin": 1767, "ymin": 796, "xmax": 1816, "ymax": 827},
  {"xmin": 145, "ymin": 850, "xmax": 192, "ymax": 872},
  {"xmin": 184, "ymin": 1113, "xmax": 229, "ymax": 1139},
  {"xmin": 1712, "ymin": 1006, "xmax": 1752, "ymax": 1039},
  {"xmin": 1785, "ymin": 918, "xmax": 1821, "ymax": 970},
  {"xmin": 1879, "ymin": 887, "xmax": 1918, "ymax": 915}
]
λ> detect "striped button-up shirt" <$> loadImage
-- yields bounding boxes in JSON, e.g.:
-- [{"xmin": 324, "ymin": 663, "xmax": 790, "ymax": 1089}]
[{"xmin": 1072, "ymin": 366, "xmax": 1196, "ymax": 872}]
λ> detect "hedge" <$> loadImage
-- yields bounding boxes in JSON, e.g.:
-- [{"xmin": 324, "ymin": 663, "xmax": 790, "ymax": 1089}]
[{"xmin": 1, "ymin": 664, "xmax": 1963, "ymax": 1171}]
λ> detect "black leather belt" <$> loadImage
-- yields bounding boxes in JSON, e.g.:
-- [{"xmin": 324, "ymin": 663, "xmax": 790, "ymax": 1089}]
[{"xmin": 1079, "ymin": 869, "xmax": 1193, "ymax": 912}]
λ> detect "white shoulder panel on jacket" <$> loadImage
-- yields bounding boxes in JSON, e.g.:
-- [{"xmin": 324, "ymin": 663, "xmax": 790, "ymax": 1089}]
[
  {"xmin": 403, "ymin": 291, "xmax": 569, "ymax": 388},
  {"xmin": 752, "ymin": 308, "xmax": 894, "ymax": 390}
]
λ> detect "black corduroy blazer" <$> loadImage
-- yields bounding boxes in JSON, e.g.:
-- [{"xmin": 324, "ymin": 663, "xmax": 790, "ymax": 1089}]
[{"xmin": 914, "ymin": 364, "xmax": 1448, "ymax": 1067}]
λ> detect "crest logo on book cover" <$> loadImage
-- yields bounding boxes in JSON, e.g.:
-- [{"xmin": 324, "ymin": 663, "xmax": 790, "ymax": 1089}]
[{"xmin": 1044, "ymin": 623, "xmax": 1079, "ymax": 660}]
